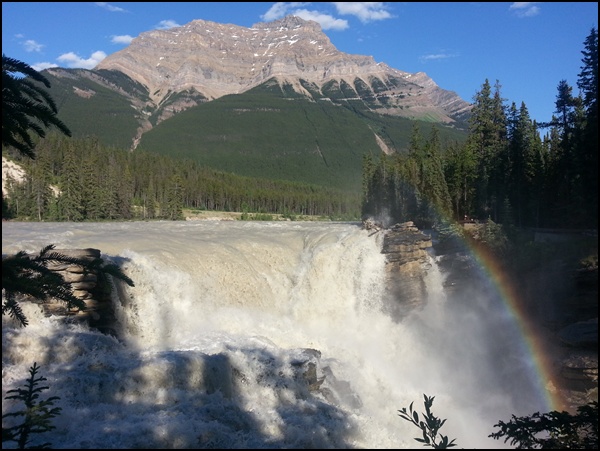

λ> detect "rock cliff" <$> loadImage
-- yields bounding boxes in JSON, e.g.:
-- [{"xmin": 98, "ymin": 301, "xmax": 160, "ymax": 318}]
[{"xmin": 365, "ymin": 220, "xmax": 433, "ymax": 320}]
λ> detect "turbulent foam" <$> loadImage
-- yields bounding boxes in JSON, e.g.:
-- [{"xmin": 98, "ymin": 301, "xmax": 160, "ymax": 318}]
[{"xmin": 2, "ymin": 221, "xmax": 547, "ymax": 448}]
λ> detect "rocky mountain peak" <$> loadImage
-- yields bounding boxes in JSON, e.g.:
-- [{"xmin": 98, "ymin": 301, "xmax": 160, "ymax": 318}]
[
  {"xmin": 97, "ymin": 15, "xmax": 346, "ymax": 102},
  {"xmin": 93, "ymin": 15, "xmax": 470, "ymax": 127}
]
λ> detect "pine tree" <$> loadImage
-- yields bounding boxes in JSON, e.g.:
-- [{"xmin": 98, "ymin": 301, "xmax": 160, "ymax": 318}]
[
  {"xmin": 529, "ymin": 120, "xmax": 546, "ymax": 227},
  {"xmin": 466, "ymin": 79, "xmax": 508, "ymax": 221},
  {"xmin": 443, "ymin": 141, "xmax": 477, "ymax": 220},
  {"xmin": 29, "ymin": 147, "xmax": 54, "ymax": 221},
  {"xmin": 2, "ymin": 54, "xmax": 71, "ymax": 158},
  {"xmin": 578, "ymin": 27, "xmax": 599, "ymax": 116},
  {"xmin": 507, "ymin": 102, "xmax": 538, "ymax": 226},
  {"xmin": 165, "ymin": 173, "xmax": 184, "ymax": 220},
  {"xmin": 361, "ymin": 152, "xmax": 377, "ymax": 217},
  {"xmin": 2, "ymin": 362, "xmax": 62, "ymax": 449},
  {"xmin": 577, "ymin": 27, "xmax": 598, "ymax": 227},
  {"xmin": 542, "ymin": 124, "xmax": 564, "ymax": 225},
  {"xmin": 551, "ymin": 80, "xmax": 586, "ymax": 224},
  {"xmin": 58, "ymin": 142, "xmax": 84, "ymax": 221},
  {"xmin": 421, "ymin": 126, "xmax": 452, "ymax": 224}
]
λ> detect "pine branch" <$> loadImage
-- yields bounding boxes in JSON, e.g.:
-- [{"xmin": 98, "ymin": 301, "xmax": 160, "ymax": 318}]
[{"xmin": 2, "ymin": 362, "xmax": 62, "ymax": 449}]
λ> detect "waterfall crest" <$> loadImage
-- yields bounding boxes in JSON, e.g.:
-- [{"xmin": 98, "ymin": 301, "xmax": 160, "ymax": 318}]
[{"xmin": 2, "ymin": 221, "xmax": 547, "ymax": 449}]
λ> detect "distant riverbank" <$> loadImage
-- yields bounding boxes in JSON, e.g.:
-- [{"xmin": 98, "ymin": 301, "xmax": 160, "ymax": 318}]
[{"xmin": 183, "ymin": 209, "xmax": 334, "ymax": 222}]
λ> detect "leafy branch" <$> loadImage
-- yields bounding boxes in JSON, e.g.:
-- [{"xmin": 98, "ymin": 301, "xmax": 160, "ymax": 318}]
[
  {"xmin": 398, "ymin": 394, "xmax": 457, "ymax": 449},
  {"xmin": 489, "ymin": 401, "xmax": 598, "ymax": 449}
]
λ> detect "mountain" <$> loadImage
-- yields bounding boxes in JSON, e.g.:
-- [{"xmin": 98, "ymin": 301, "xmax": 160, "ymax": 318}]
[
  {"xmin": 40, "ymin": 15, "xmax": 471, "ymax": 192},
  {"xmin": 96, "ymin": 15, "xmax": 471, "ymax": 122}
]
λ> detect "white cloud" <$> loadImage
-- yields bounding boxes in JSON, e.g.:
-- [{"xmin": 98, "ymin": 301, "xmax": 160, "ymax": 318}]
[
  {"xmin": 155, "ymin": 20, "xmax": 181, "ymax": 30},
  {"xmin": 292, "ymin": 9, "xmax": 349, "ymax": 30},
  {"xmin": 260, "ymin": 3, "xmax": 348, "ymax": 30},
  {"xmin": 332, "ymin": 2, "xmax": 392, "ymax": 23},
  {"xmin": 419, "ymin": 52, "xmax": 459, "ymax": 63},
  {"xmin": 95, "ymin": 2, "xmax": 126, "ymax": 13},
  {"xmin": 111, "ymin": 35, "xmax": 134, "ymax": 45},
  {"xmin": 32, "ymin": 62, "xmax": 58, "ymax": 71},
  {"xmin": 260, "ymin": 2, "xmax": 390, "ymax": 31},
  {"xmin": 57, "ymin": 50, "xmax": 107, "ymax": 69},
  {"xmin": 23, "ymin": 39, "xmax": 44, "ymax": 52},
  {"xmin": 261, "ymin": 2, "xmax": 310, "ymax": 21},
  {"xmin": 509, "ymin": 2, "xmax": 541, "ymax": 18}
]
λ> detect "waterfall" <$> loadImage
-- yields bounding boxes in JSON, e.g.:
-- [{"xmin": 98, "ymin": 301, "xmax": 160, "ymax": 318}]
[{"xmin": 2, "ymin": 221, "xmax": 546, "ymax": 449}]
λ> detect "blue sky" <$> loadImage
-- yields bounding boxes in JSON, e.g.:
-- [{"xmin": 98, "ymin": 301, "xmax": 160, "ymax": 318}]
[{"xmin": 2, "ymin": 2, "xmax": 598, "ymax": 124}]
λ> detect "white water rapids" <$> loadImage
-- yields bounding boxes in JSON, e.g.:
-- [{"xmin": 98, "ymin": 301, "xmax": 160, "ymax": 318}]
[{"xmin": 2, "ymin": 221, "xmax": 547, "ymax": 448}]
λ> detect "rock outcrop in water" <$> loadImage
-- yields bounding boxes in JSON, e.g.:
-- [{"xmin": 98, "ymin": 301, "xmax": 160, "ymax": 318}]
[
  {"xmin": 41, "ymin": 248, "xmax": 117, "ymax": 334},
  {"xmin": 364, "ymin": 219, "xmax": 433, "ymax": 320}
]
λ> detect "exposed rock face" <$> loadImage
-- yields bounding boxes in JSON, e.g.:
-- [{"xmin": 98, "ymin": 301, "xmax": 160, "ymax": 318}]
[
  {"xmin": 42, "ymin": 248, "xmax": 117, "ymax": 334},
  {"xmin": 2, "ymin": 156, "xmax": 27, "ymax": 197},
  {"xmin": 558, "ymin": 318, "xmax": 598, "ymax": 348},
  {"xmin": 96, "ymin": 15, "xmax": 471, "ymax": 123},
  {"xmin": 44, "ymin": 248, "xmax": 101, "ymax": 302},
  {"xmin": 370, "ymin": 221, "xmax": 433, "ymax": 320}
]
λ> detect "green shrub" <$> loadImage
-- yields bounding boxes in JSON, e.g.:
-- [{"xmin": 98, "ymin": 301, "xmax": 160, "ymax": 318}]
[{"xmin": 2, "ymin": 363, "xmax": 62, "ymax": 449}]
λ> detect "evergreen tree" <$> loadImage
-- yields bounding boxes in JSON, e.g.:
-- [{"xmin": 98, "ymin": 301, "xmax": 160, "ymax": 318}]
[
  {"xmin": 507, "ymin": 102, "xmax": 538, "ymax": 226},
  {"xmin": 529, "ymin": 120, "xmax": 546, "ymax": 227},
  {"xmin": 29, "ymin": 147, "xmax": 55, "ymax": 221},
  {"xmin": 117, "ymin": 162, "xmax": 134, "ymax": 219},
  {"xmin": 551, "ymin": 80, "xmax": 585, "ymax": 224},
  {"xmin": 361, "ymin": 152, "xmax": 377, "ymax": 217},
  {"xmin": 578, "ymin": 27, "xmax": 599, "ymax": 117},
  {"xmin": 58, "ymin": 141, "xmax": 84, "ymax": 221},
  {"xmin": 164, "ymin": 173, "xmax": 184, "ymax": 220},
  {"xmin": 577, "ymin": 27, "xmax": 598, "ymax": 227},
  {"xmin": 392, "ymin": 152, "xmax": 420, "ymax": 225},
  {"xmin": 144, "ymin": 177, "xmax": 157, "ymax": 219},
  {"xmin": 2, "ymin": 362, "xmax": 62, "ymax": 449},
  {"xmin": 488, "ymin": 81, "xmax": 509, "ymax": 221},
  {"xmin": 80, "ymin": 152, "xmax": 104, "ymax": 220},
  {"xmin": 443, "ymin": 141, "xmax": 477, "ymax": 220},
  {"xmin": 2, "ymin": 54, "xmax": 71, "ymax": 158},
  {"xmin": 406, "ymin": 123, "xmax": 426, "ymax": 223},
  {"xmin": 542, "ymin": 124, "xmax": 564, "ymax": 226},
  {"xmin": 420, "ymin": 126, "xmax": 452, "ymax": 224},
  {"xmin": 466, "ymin": 79, "xmax": 508, "ymax": 221},
  {"xmin": 490, "ymin": 401, "xmax": 598, "ymax": 449}
]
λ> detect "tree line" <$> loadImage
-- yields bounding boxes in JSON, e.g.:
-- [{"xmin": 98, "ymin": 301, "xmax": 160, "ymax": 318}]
[
  {"xmin": 2, "ymin": 133, "xmax": 362, "ymax": 221},
  {"xmin": 362, "ymin": 27, "xmax": 598, "ymax": 230}
]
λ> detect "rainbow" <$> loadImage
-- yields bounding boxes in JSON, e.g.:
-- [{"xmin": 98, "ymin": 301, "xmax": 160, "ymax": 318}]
[{"xmin": 465, "ymin": 236, "xmax": 566, "ymax": 413}]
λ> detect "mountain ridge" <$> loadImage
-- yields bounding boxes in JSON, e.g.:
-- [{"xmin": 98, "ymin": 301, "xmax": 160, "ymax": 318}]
[
  {"xmin": 94, "ymin": 15, "xmax": 471, "ymax": 129},
  {"xmin": 36, "ymin": 14, "xmax": 471, "ymax": 192}
]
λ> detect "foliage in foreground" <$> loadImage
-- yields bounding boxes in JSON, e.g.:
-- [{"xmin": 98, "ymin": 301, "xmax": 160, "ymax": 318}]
[
  {"xmin": 2, "ymin": 244, "xmax": 134, "ymax": 327},
  {"xmin": 398, "ymin": 394, "xmax": 457, "ymax": 448},
  {"xmin": 489, "ymin": 401, "xmax": 599, "ymax": 449},
  {"xmin": 2, "ymin": 54, "xmax": 71, "ymax": 159},
  {"xmin": 399, "ymin": 394, "xmax": 599, "ymax": 449},
  {"xmin": 2, "ymin": 363, "xmax": 61, "ymax": 449},
  {"xmin": 2, "ymin": 55, "xmax": 133, "ymax": 449}
]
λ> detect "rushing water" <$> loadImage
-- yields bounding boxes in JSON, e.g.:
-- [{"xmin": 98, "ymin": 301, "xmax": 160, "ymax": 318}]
[{"xmin": 2, "ymin": 221, "xmax": 547, "ymax": 449}]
